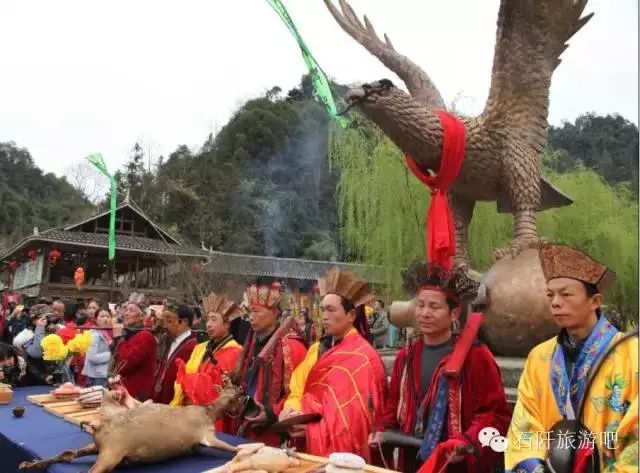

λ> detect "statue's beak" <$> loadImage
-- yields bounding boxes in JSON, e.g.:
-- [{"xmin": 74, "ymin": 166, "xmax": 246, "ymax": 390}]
[{"xmin": 346, "ymin": 87, "xmax": 366, "ymax": 102}]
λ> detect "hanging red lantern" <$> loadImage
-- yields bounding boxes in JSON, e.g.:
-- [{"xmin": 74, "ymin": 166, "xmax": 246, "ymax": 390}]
[
  {"xmin": 8, "ymin": 260, "xmax": 18, "ymax": 272},
  {"xmin": 27, "ymin": 250, "xmax": 38, "ymax": 262},
  {"xmin": 48, "ymin": 249, "xmax": 62, "ymax": 266},
  {"xmin": 74, "ymin": 267, "xmax": 85, "ymax": 290}
]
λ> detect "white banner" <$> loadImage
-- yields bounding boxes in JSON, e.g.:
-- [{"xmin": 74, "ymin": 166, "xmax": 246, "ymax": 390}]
[{"xmin": 12, "ymin": 254, "xmax": 44, "ymax": 290}]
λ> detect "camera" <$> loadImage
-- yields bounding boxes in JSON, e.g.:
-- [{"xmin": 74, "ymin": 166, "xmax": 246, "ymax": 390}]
[{"xmin": 1, "ymin": 364, "xmax": 20, "ymax": 384}]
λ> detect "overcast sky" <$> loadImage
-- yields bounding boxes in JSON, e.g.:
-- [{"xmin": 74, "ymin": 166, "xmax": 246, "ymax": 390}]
[{"xmin": 1, "ymin": 0, "xmax": 637, "ymax": 180}]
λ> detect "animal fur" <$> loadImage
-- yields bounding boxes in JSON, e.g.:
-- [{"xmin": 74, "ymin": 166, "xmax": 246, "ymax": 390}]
[{"xmin": 19, "ymin": 382, "xmax": 243, "ymax": 473}]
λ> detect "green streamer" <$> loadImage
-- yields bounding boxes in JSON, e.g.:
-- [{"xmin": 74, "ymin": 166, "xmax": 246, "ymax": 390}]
[
  {"xmin": 266, "ymin": 0, "xmax": 347, "ymax": 127},
  {"xmin": 86, "ymin": 153, "xmax": 117, "ymax": 261}
]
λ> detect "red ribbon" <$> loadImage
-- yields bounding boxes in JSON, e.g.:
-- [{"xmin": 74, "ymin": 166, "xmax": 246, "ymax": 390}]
[{"xmin": 405, "ymin": 111, "xmax": 466, "ymax": 270}]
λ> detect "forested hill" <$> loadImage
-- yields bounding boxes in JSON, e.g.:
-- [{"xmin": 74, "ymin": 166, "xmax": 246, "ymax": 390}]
[
  {"xmin": 0, "ymin": 143, "xmax": 93, "ymax": 249},
  {"xmin": 0, "ymin": 75, "xmax": 637, "ymax": 263},
  {"xmin": 548, "ymin": 113, "xmax": 638, "ymax": 193},
  {"xmin": 107, "ymin": 77, "xmax": 341, "ymax": 261}
]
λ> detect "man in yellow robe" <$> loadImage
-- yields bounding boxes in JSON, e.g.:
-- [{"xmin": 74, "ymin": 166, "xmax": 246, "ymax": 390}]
[{"xmin": 505, "ymin": 244, "xmax": 638, "ymax": 473}]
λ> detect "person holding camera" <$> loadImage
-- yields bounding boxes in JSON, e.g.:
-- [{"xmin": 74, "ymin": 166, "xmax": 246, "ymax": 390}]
[
  {"xmin": 0, "ymin": 342, "xmax": 26, "ymax": 386},
  {"xmin": 20, "ymin": 304, "xmax": 62, "ymax": 385}
]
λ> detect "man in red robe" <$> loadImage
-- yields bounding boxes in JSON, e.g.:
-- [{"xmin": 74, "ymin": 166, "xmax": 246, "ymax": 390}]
[
  {"xmin": 171, "ymin": 292, "xmax": 243, "ymax": 433},
  {"xmin": 280, "ymin": 268, "xmax": 387, "ymax": 463},
  {"xmin": 232, "ymin": 279, "xmax": 307, "ymax": 446},
  {"xmin": 374, "ymin": 262, "xmax": 512, "ymax": 473},
  {"xmin": 152, "ymin": 303, "xmax": 198, "ymax": 404},
  {"xmin": 110, "ymin": 302, "xmax": 157, "ymax": 401}
]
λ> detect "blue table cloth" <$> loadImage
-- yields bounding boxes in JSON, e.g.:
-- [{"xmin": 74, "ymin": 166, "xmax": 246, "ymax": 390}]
[{"xmin": 0, "ymin": 386, "xmax": 242, "ymax": 473}]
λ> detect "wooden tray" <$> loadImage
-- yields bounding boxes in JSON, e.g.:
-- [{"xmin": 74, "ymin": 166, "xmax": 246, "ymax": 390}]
[
  {"xmin": 64, "ymin": 409, "xmax": 100, "ymax": 426},
  {"xmin": 27, "ymin": 393, "xmax": 80, "ymax": 405},
  {"xmin": 28, "ymin": 394, "xmax": 101, "ymax": 426}
]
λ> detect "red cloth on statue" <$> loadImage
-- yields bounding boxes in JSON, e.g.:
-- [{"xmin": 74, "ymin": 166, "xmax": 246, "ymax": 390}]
[
  {"xmin": 152, "ymin": 333, "xmax": 197, "ymax": 404},
  {"xmin": 112, "ymin": 330, "xmax": 157, "ymax": 400},
  {"xmin": 302, "ymin": 332, "xmax": 388, "ymax": 463},
  {"xmin": 405, "ymin": 110, "xmax": 466, "ymax": 269},
  {"xmin": 376, "ymin": 339, "xmax": 512, "ymax": 473}
]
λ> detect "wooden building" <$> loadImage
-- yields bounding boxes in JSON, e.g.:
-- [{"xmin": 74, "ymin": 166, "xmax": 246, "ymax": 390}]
[
  {"xmin": 0, "ymin": 200, "xmax": 384, "ymax": 306},
  {"xmin": 0, "ymin": 200, "xmax": 210, "ymax": 303}
]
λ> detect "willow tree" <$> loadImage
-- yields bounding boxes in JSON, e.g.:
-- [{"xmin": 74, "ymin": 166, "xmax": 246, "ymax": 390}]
[{"xmin": 330, "ymin": 124, "xmax": 638, "ymax": 323}]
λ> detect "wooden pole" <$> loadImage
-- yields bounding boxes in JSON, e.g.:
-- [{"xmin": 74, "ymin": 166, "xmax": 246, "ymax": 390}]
[{"xmin": 135, "ymin": 256, "xmax": 139, "ymax": 289}]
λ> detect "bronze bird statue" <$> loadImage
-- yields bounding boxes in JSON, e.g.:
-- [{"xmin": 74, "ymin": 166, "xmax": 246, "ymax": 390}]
[{"xmin": 324, "ymin": 0, "xmax": 592, "ymax": 267}]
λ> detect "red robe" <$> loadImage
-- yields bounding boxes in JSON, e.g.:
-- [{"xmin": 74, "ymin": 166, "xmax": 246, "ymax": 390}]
[
  {"xmin": 112, "ymin": 329, "xmax": 157, "ymax": 400},
  {"xmin": 302, "ymin": 331, "xmax": 388, "ymax": 462},
  {"xmin": 234, "ymin": 330, "xmax": 307, "ymax": 446},
  {"xmin": 173, "ymin": 338, "xmax": 242, "ymax": 432},
  {"xmin": 152, "ymin": 332, "xmax": 197, "ymax": 404},
  {"xmin": 377, "ymin": 339, "xmax": 511, "ymax": 473}
]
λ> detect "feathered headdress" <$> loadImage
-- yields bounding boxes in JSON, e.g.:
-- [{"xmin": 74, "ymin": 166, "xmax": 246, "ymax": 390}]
[
  {"xmin": 202, "ymin": 292, "xmax": 241, "ymax": 322},
  {"xmin": 245, "ymin": 279, "xmax": 282, "ymax": 310},
  {"xmin": 539, "ymin": 244, "xmax": 615, "ymax": 293},
  {"xmin": 401, "ymin": 261, "xmax": 480, "ymax": 303},
  {"xmin": 318, "ymin": 267, "xmax": 374, "ymax": 308}
]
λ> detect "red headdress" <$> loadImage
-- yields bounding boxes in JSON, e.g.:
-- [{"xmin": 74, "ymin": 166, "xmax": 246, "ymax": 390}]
[{"xmin": 245, "ymin": 281, "xmax": 282, "ymax": 310}]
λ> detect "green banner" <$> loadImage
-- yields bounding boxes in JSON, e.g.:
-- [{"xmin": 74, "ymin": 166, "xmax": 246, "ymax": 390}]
[
  {"xmin": 86, "ymin": 153, "xmax": 117, "ymax": 261},
  {"xmin": 266, "ymin": 0, "xmax": 347, "ymax": 127}
]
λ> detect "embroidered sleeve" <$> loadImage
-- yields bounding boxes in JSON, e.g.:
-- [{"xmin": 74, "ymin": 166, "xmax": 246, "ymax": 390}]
[{"xmin": 505, "ymin": 350, "xmax": 548, "ymax": 471}]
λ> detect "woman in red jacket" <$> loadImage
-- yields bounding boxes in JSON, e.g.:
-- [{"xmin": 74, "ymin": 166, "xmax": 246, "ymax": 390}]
[{"xmin": 110, "ymin": 302, "xmax": 157, "ymax": 401}]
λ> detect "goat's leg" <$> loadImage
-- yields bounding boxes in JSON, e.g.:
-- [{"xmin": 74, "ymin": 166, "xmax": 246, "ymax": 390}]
[
  {"xmin": 201, "ymin": 430, "xmax": 239, "ymax": 452},
  {"xmin": 88, "ymin": 449, "xmax": 125, "ymax": 473},
  {"xmin": 19, "ymin": 443, "xmax": 98, "ymax": 470}
]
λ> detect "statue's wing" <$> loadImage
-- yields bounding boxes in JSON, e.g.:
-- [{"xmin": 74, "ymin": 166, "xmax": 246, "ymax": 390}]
[
  {"xmin": 323, "ymin": 0, "xmax": 445, "ymax": 110},
  {"xmin": 482, "ymin": 0, "xmax": 593, "ymax": 155}
]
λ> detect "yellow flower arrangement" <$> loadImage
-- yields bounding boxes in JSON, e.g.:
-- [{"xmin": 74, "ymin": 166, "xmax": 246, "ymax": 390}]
[
  {"xmin": 40, "ymin": 334, "xmax": 69, "ymax": 361},
  {"xmin": 67, "ymin": 331, "xmax": 92, "ymax": 356}
]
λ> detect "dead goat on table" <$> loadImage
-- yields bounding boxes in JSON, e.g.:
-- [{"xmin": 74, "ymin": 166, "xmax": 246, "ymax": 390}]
[{"xmin": 19, "ymin": 382, "xmax": 244, "ymax": 473}]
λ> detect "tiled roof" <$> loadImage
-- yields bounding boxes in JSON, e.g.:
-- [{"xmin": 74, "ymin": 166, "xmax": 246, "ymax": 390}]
[
  {"xmin": 203, "ymin": 250, "xmax": 386, "ymax": 283},
  {"xmin": 0, "ymin": 229, "xmax": 208, "ymax": 259},
  {"xmin": 0, "ymin": 231, "xmax": 385, "ymax": 282}
]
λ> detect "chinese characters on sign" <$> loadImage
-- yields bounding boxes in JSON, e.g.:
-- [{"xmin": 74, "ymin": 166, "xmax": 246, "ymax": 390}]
[{"xmin": 514, "ymin": 430, "xmax": 618, "ymax": 450}]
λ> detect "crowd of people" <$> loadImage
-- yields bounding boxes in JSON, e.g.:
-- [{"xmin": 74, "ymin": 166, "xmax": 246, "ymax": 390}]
[{"xmin": 0, "ymin": 243, "xmax": 636, "ymax": 472}]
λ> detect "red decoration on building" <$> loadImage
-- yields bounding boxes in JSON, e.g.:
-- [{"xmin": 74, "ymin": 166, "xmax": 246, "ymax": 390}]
[
  {"xmin": 8, "ymin": 260, "xmax": 18, "ymax": 272},
  {"xmin": 48, "ymin": 249, "xmax": 62, "ymax": 266},
  {"xmin": 74, "ymin": 267, "xmax": 85, "ymax": 290},
  {"xmin": 27, "ymin": 250, "xmax": 38, "ymax": 262}
]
